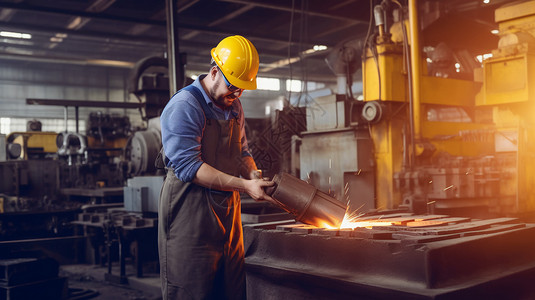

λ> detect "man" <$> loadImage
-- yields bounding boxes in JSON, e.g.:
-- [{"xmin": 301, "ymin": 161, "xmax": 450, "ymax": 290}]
[{"xmin": 158, "ymin": 35, "xmax": 274, "ymax": 299}]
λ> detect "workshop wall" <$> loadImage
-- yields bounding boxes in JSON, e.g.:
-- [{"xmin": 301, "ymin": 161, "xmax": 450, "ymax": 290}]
[{"xmin": 0, "ymin": 59, "xmax": 144, "ymax": 131}]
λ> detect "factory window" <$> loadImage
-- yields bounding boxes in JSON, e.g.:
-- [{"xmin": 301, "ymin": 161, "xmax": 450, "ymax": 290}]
[
  {"xmin": 257, "ymin": 77, "xmax": 280, "ymax": 91},
  {"xmin": 286, "ymin": 80, "xmax": 326, "ymax": 92},
  {"xmin": 287, "ymin": 79, "xmax": 302, "ymax": 92},
  {"xmin": 40, "ymin": 119, "xmax": 86, "ymax": 133},
  {"xmin": 0, "ymin": 118, "xmax": 10, "ymax": 134},
  {"xmin": 0, "ymin": 117, "xmax": 85, "ymax": 134}
]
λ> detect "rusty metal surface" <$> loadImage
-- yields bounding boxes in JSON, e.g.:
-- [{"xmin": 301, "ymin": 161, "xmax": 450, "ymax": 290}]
[{"xmin": 244, "ymin": 212, "xmax": 535, "ymax": 299}]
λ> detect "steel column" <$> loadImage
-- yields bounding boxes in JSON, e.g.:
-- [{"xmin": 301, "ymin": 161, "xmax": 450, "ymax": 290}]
[
  {"xmin": 408, "ymin": 0, "xmax": 422, "ymax": 164},
  {"xmin": 165, "ymin": 0, "xmax": 185, "ymax": 96}
]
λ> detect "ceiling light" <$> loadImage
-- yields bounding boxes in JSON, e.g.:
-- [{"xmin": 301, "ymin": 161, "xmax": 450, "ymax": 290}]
[
  {"xmin": 0, "ymin": 31, "xmax": 31, "ymax": 39},
  {"xmin": 5, "ymin": 47, "xmax": 33, "ymax": 55},
  {"xmin": 260, "ymin": 45, "xmax": 328, "ymax": 72},
  {"xmin": 67, "ymin": 17, "xmax": 82, "ymax": 29},
  {"xmin": 0, "ymin": 38, "xmax": 33, "ymax": 46},
  {"xmin": 86, "ymin": 59, "xmax": 135, "ymax": 68},
  {"xmin": 483, "ymin": 0, "xmax": 490, "ymax": 3},
  {"xmin": 491, "ymin": 29, "xmax": 499, "ymax": 35}
]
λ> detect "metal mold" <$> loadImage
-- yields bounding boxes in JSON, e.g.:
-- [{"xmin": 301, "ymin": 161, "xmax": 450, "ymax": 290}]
[{"xmin": 266, "ymin": 172, "xmax": 347, "ymax": 228}]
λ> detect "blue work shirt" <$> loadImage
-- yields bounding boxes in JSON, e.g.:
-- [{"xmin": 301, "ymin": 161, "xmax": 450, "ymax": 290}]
[{"xmin": 160, "ymin": 75, "xmax": 251, "ymax": 182}]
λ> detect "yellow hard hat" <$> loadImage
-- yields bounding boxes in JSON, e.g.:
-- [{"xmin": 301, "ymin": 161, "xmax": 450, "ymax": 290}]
[{"xmin": 211, "ymin": 35, "xmax": 259, "ymax": 90}]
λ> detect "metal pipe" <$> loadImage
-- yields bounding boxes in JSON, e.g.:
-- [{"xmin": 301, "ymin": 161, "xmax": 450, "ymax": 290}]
[
  {"xmin": 165, "ymin": 0, "xmax": 184, "ymax": 96},
  {"xmin": 398, "ymin": 2, "xmax": 414, "ymax": 168},
  {"xmin": 63, "ymin": 106, "xmax": 68, "ymax": 132},
  {"xmin": 75, "ymin": 106, "xmax": 79, "ymax": 133},
  {"xmin": 408, "ymin": 0, "xmax": 422, "ymax": 165},
  {"xmin": 336, "ymin": 75, "xmax": 346, "ymax": 95},
  {"xmin": 266, "ymin": 172, "xmax": 347, "ymax": 228},
  {"xmin": 27, "ymin": 98, "xmax": 143, "ymax": 109}
]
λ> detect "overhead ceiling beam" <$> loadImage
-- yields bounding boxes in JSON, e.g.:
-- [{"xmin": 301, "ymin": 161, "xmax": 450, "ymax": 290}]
[
  {"xmin": 0, "ymin": 1, "xmax": 339, "ymax": 49},
  {"xmin": 0, "ymin": 32, "xmax": 325, "ymax": 68},
  {"xmin": 177, "ymin": 0, "xmax": 201, "ymax": 13},
  {"xmin": 0, "ymin": 52, "xmax": 337, "ymax": 83},
  {"xmin": 0, "ymin": 21, "xmax": 166, "ymax": 45},
  {"xmin": 127, "ymin": 8, "xmax": 167, "ymax": 35},
  {"xmin": 0, "ymin": 1, "xmax": 367, "ymax": 33},
  {"xmin": 0, "ymin": 0, "xmax": 21, "ymax": 21},
  {"xmin": 0, "ymin": 8, "xmax": 15, "ymax": 21},
  {"xmin": 0, "ymin": 18, "xmax": 329, "ymax": 51},
  {"xmin": 66, "ymin": 0, "xmax": 117, "ymax": 30},
  {"xmin": 217, "ymin": 0, "xmax": 368, "ymax": 25},
  {"xmin": 183, "ymin": 3, "xmax": 254, "ymax": 39},
  {"xmin": 328, "ymin": 0, "xmax": 358, "ymax": 11},
  {"xmin": 0, "ymin": 52, "xmax": 134, "ymax": 68},
  {"xmin": 0, "ymin": 38, "xmax": 158, "ymax": 61},
  {"xmin": 0, "ymin": 1, "xmax": 165, "ymax": 25}
]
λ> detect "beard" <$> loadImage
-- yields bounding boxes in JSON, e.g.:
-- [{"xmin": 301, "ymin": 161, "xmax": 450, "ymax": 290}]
[{"xmin": 209, "ymin": 80, "xmax": 237, "ymax": 109}]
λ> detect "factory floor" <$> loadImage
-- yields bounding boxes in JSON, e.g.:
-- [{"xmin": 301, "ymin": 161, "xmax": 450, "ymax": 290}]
[{"xmin": 60, "ymin": 263, "xmax": 162, "ymax": 300}]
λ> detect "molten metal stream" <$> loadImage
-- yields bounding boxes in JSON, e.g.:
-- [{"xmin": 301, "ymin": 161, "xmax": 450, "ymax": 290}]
[
  {"xmin": 320, "ymin": 214, "xmax": 394, "ymax": 229},
  {"xmin": 322, "ymin": 206, "xmax": 394, "ymax": 230},
  {"xmin": 339, "ymin": 217, "xmax": 393, "ymax": 229}
]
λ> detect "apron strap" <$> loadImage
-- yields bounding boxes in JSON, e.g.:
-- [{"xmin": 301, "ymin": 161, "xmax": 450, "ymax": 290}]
[
  {"xmin": 155, "ymin": 84, "xmax": 213, "ymax": 169},
  {"xmin": 155, "ymin": 147, "xmax": 167, "ymax": 169},
  {"xmin": 183, "ymin": 85, "xmax": 215, "ymax": 120}
]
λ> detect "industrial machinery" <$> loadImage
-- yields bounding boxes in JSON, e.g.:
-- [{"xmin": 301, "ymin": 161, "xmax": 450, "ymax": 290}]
[
  {"xmin": 245, "ymin": 1, "xmax": 535, "ymax": 298},
  {"xmin": 0, "ymin": 56, "xmax": 170, "ymax": 276},
  {"xmin": 368, "ymin": 0, "xmax": 535, "ymax": 218},
  {"xmin": 298, "ymin": 0, "xmax": 535, "ymax": 220},
  {"xmin": 70, "ymin": 56, "xmax": 172, "ymax": 283}
]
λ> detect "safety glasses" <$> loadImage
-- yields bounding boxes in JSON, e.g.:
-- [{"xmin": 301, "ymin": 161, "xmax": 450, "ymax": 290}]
[{"xmin": 218, "ymin": 68, "xmax": 243, "ymax": 93}]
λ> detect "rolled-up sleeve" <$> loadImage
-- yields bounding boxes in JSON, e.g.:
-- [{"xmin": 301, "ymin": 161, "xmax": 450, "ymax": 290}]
[{"xmin": 160, "ymin": 91, "xmax": 205, "ymax": 182}]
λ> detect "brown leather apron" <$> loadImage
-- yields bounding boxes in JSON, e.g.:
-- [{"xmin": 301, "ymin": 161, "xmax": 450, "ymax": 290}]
[{"xmin": 158, "ymin": 85, "xmax": 245, "ymax": 300}]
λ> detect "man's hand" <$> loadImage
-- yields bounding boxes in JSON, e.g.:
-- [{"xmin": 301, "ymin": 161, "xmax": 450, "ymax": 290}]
[
  {"xmin": 195, "ymin": 163, "xmax": 278, "ymax": 205},
  {"xmin": 243, "ymin": 178, "xmax": 276, "ymax": 204}
]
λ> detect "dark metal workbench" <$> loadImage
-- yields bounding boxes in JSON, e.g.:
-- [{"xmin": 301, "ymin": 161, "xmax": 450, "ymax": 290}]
[{"xmin": 244, "ymin": 212, "xmax": 535, "ymax": 299}]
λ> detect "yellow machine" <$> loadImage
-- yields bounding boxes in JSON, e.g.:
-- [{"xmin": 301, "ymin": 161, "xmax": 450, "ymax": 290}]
[
  {"xmin": 361, "ymin": 0, "xmax": 535, "ymax": 218},
  {"xmin": 7, "ymin": 131, "xmax": 58, "ymax": 159}
]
